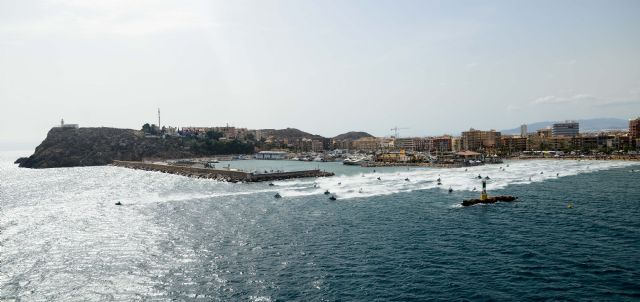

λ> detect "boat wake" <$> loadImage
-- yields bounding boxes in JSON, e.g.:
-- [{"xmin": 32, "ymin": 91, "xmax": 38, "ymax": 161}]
[{"xmin": 274, "ymin": 160, "xmax": 638, "ymax": 200}]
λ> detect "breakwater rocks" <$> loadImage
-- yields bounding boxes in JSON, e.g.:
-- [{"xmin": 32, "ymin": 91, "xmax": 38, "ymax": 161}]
[
  {"xmin": 113, "ymin": 160, "xmax": 334, "ymax": 182},
  {"xmin": 18, "ymin": 127, "xmax": 205, "ymax": 168}
]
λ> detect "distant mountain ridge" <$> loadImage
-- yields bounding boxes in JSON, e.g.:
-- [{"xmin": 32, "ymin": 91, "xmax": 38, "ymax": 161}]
[
  {"xmin": 332, "ymin": 131, "xmax": 373, "ymax": 140},
  {"xmin": 259, "ymin": 128, "xmax": 373, "ymax": 141},
  {"xmin": 501, "ymin": 118, "xmax": 630, "ymax": 135},
  {"xmin": 259, "ymin": 128, "xmax": 325, "ymax": 141}
]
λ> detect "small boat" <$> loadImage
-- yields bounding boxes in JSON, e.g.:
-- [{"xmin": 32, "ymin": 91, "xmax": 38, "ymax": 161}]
[
  {"xmin": 324, "ymin": 190, "xmax": 330, "ymax": 195},
  {"xmin": 338, "ymin": 182, "xmax": 342, "ymax": 185},
  {"xmin": 405, "ymin": 178, "xmax": 410, "ymax": 181},
  {"xmin": 437, "ymin": 181, "xmax": 442, "ymax": 186},
  {"xmin": 540, "ymin": 171, "xmax": 544, "ymax": 174},
  {"xmin": 448, "ymin": 187, "xmax": 453, "ymax": 193},
  {"xmin": 477, "ymin": 175, "xmax": 482, "ymax": 179},
  {"xmin": 343, "ymin": 158, "xmax": 363, "ymax": 165},
  {"xmin": 329, "ymin": 195, "xmax": 337, "ymax": 201},
  {"xmin": 377, "ymin": 177, "xmax": 381, "ymax": 181},
  {"xmin": 268, "ymin": 183, "xmax": 275, "ymax": 186},
  {"xmin": 115, "ymin": 201, "xmax": 122, "ymax": 206},
  {"xmin": 274, "ymin": 193, "xmax": 282, "ymax": 198},
  {"xmin": 484, "ymin": 176, "xmax": 490, "ymax": 180}
]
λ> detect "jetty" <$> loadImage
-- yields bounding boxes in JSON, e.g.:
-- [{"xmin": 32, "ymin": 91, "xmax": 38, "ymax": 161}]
[
  {"xmin": 462, "ymin": 180, "xmax": 518, "ymax": 206},
  {"xmin": 112, "ymin": 160, "xmax": 334, "ymax": 182}
]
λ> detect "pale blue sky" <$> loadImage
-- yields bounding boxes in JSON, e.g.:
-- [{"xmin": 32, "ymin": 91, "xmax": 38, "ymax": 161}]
[{"xmin": 1, "ymin": 0, "xmax": 639, "ymax": 148}]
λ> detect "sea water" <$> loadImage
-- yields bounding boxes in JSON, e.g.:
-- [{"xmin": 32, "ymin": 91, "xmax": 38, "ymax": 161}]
[{"xmin": 1, "ymin": 151, "xmax": 639, "ymax": 301}]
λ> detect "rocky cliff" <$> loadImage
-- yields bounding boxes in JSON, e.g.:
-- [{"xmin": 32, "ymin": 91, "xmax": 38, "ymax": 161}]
[{"xmin": 18, "ymin": 127, "xmax": 201, "ymax": 168}]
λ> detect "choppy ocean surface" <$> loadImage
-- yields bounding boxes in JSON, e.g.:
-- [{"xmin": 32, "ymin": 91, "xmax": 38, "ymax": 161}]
[{"xmin": 1, "ymin": 151, "xmax": 639, "ymax": 301}]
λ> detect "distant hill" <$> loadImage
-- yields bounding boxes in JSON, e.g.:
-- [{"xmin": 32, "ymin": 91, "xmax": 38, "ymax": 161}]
[
  {"xmin": 332, "ymin": 131, "xmax": 373, "ymax": 140},
  {"xmin": 501, "ymin": 118, "xmax": 630, "ymax": 135},
  {"xmin": 259, "ymin": 128, "xmax": 325, "ymax": 141}
]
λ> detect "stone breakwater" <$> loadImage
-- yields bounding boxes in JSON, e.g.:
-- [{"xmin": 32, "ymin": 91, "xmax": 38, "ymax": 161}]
[{"xmin": 112, "ymin": 160, "xmax": 334, "ymax": 182}]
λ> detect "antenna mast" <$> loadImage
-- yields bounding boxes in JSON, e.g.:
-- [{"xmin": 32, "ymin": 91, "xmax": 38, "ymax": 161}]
[{"xmin": 158, "ymin": 108, "xmax": 161, "ymax": 129}]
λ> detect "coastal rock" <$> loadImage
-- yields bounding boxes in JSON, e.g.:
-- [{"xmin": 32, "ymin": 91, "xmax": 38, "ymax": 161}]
[
  {"xmin": 14, "ymin": 157, "xmax": 28, "ymax": 165},
  {"xmin": 18, "ymin": 127, "xmax": 202, "ymax": 168}
]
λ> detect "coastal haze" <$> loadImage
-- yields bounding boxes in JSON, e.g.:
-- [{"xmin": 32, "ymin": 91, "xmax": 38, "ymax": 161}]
[
  {"xmin": 2, "ymin": 1, "xmax": 640, "ymax": 301},
  {"xmin": 1, "ymin": 0, "xmax": 640, "ymax": 148}
]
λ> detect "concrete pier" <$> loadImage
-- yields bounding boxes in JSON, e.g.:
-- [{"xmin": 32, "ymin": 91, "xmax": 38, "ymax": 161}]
[{"xmin": 112, "ymin": 160, "xmax": 334, "ymax": 182}]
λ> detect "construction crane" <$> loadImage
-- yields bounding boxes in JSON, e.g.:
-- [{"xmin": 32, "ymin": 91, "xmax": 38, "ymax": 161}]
[{"xmin": 391, "ymin": 126, "xmax": 409, "ymax": 138}]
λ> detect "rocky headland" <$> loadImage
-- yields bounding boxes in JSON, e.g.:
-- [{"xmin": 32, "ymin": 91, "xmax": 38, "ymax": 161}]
[{"xmin": 17, "ymin": 127, "xmax": 214, "ymax": 168}]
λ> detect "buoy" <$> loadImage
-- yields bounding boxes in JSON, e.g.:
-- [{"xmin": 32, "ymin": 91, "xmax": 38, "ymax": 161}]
[
  {"xmin": 437, "ymin": 177, "xmax": 441, "ymax": 182},
  {"xmin": 448, "ymin": 187, "xmax": 453, "ymax": 193},
  {"xmin": 473, "ymin": 187, "xmax": 477, "ymax": 191},
  {"xmin": 437, "ymin": 181, "xmax": 442, "ymax": 186},
  {"xmin": 359, "ymin": 188, "xmax": 363, "ymax": 193},
  {"xmin": 338, "ymin": 182, "xmax": 342, "ymax": 185},
  {"xmin": 274, "ymin": 193, "xmax": 282, "ymax": 199},
  {"xmin": 567, "ymin": 203, "xmax": 573, "ymax": 208},
  {"xmin": 377, "ymin": 177, "xmax": 381, "ymax": 181},
  {"xmin": 324, "ymin": 190, "xmax": 330, "ymax": 195},
  {"xmin": 540, "ymin": 171, "xmax": 544, "ymax": 174},
  {"xmin": 115, "ymin": 201, "xmax": 122, "ymax": 206},
  {"xmin": 556, "ymin": 173, "xmax": 559, "ymax": 177},
  {"xmin": 485, "ymin": 176, "xmax": 490, "ymax": 180},
  {"xmin": 477, "ymin": 174, "xmax": 482, "ymax": 179},
  {"xmin": 480, "ymin": 180, "xmax": 488, "ymax": 201}
]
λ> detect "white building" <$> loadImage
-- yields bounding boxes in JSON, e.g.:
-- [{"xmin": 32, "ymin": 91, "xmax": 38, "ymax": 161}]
[
  {"xmin": 60, "ymin": 118, "xmax": 79, "ymax": 129},
  {"xmin": 255, "ymin": 151, "xmax": 288, "ymax": 160}
]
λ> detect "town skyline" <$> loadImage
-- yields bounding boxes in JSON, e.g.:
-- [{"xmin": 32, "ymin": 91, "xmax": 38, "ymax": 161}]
[{"xmin": 1, "ymin": 115, "xmax": 638, "ymax": 151}]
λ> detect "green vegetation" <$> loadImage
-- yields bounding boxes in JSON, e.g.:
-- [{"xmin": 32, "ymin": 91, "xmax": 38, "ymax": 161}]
[{"xmin": 180, "ymin": 137, "xmax": 254, "ymax": 155}]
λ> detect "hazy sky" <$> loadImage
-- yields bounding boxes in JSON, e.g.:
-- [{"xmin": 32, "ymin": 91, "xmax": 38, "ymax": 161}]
[{"xmin": 1, "ymin": 0, "xmax": 640, "ymax": 148}]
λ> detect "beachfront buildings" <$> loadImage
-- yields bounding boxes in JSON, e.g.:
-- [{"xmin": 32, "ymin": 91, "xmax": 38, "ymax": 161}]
[
  {"xmin": 500, "ymin": 136, "xmax": 528, "ymax": 154},
  {"xmin": 552, "ymin": 121, "xmax": 579, "ymax": 137},
  {"xmin": 630, "ymin": 118, "xmax": 640, "ymax": 139},
  {"xmin": 461, "ymin": 128, "xmax": 501, "ymax": 152}
]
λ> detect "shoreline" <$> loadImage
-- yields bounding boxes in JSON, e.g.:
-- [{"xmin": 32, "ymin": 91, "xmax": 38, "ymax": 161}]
[{"xmin": 507, "ymin": 156, "xmax": 640, "ymax": 161}]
